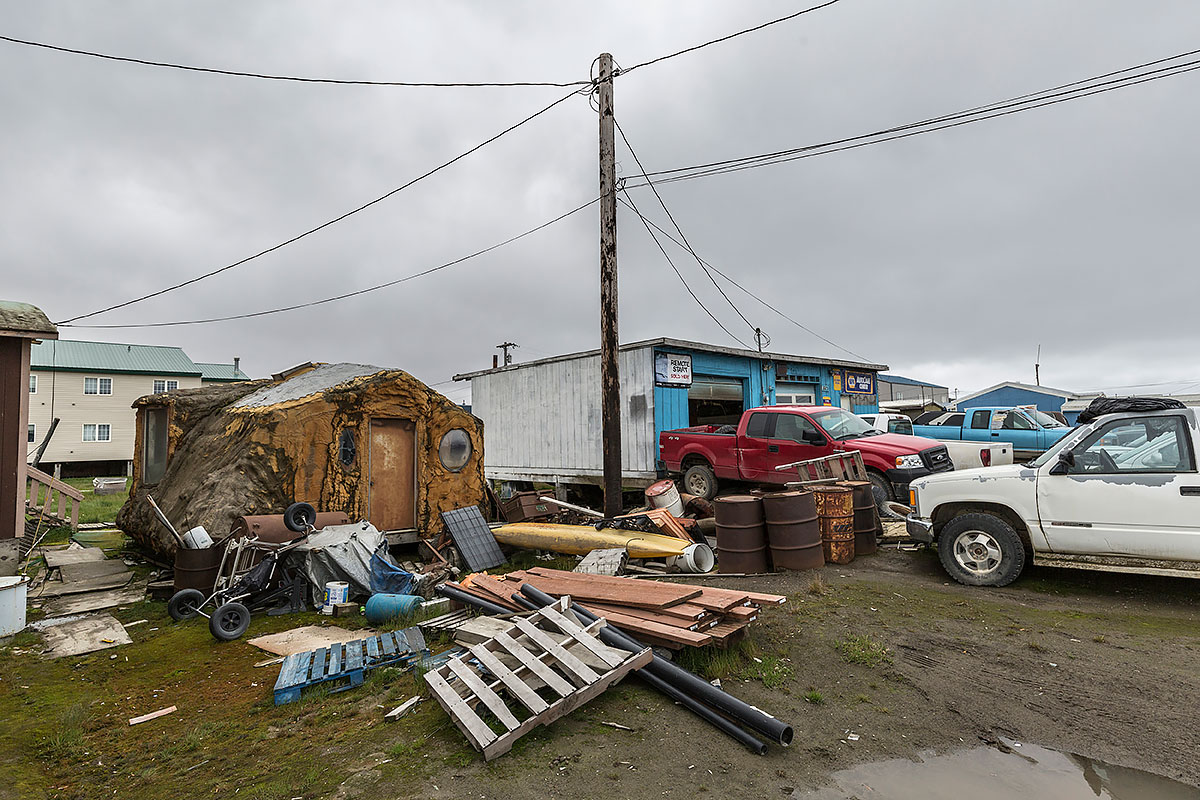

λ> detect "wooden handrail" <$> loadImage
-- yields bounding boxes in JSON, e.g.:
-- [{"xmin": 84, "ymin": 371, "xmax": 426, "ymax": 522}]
[{"xmin": 25, "ymin": 465, "xmax": 83, "ymax": 530}]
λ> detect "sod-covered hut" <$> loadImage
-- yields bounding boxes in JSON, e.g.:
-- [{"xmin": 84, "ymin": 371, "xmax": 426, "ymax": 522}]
[{"xmin": 116, "ymin": 362, "xmax": 484, "ymax": 558}]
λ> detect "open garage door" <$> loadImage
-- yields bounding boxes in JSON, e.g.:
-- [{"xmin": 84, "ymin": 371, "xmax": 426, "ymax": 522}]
[{"xmin": 688, "ymin": 377, "xmax": 745, "ymax": 426}]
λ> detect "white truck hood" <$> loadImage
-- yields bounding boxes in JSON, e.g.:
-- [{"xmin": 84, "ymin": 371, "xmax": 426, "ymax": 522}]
[{"xmin": 912, "ymin": 463, "xmax": 1036, "ymax": 491}]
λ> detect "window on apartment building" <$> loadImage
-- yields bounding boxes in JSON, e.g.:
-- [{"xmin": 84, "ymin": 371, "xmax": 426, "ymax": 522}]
[
  {"xmin": 153, "ymin": 379, "xmax": 179, "ymax": 393},
  {"xmin": 29, "ymin": 374, "xmax": 37, "ymax": 394},
  {"xmin": 144, "ymin": 407, "xmax": 170, "ymax": 483},
  {"xmin": 28, "ymin": 423, "xmax": 36, "ymax": 444},
  {"xmin": 83, "ymin": 423, "xmax": 112, "ymax": 442},
  {"xmin": 85, "ymin": 377, "xmax": 113, "ymax": 395}
]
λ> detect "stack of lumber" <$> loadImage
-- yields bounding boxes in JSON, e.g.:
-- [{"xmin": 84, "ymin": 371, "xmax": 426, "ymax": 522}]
[{"xmin": 457, "ymin": 567, "xmax": 784, "ymax": 651}]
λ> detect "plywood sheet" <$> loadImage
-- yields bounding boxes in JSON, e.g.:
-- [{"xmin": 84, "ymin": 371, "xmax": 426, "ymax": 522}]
[
  {"xmin": 42, "ymin": 547, "xmax": 106, "ymax": 569},
  {"xmin": 247, "ymin": 625, "xmax": 378, "ymax": 657},
  {"xmin": 40, "ymin": 614, "xmax": 132, "ymax": 658},
  {"xmin": 41, "ymin": 584, "xmax": 147, "ymax": 617}
]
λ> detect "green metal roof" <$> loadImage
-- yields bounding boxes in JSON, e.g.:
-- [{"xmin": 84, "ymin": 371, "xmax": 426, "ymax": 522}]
[
  {"xmin": 196, "ymin": 362, "xmax": 251, "ymax": 382},
  {"xmin": 30, "ymin": 339, "xmax": 201, "ymax": 376}
]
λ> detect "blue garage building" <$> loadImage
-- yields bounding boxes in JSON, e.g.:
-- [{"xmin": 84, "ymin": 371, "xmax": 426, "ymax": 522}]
[{"xmin": 953, "ymin": 381, "xmax": 1084, "ymax": 423}]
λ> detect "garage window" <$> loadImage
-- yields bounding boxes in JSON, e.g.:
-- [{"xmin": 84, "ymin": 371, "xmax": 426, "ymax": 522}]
[{"xmin": 688, "ymin": 377, "xmax": 744, "ymax": 427}]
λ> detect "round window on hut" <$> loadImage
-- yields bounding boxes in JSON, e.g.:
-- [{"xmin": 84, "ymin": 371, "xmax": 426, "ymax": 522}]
[
  {"xmin": 438, "ymin": 429, "xmax": 472, "ymax": 472},
  {"xmin": 339, "ymin": 428, "xmax": 356, "ymax": 467}
]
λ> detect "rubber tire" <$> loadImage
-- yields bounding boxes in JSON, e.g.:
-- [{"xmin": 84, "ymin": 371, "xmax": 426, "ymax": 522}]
[
  {"xmin": 209, "ymin": 601, "xmax": 252, "ymax": 641},
  {"xmin": 283, "ymin": 501, "xmax": 317, "ymax": 533},
  {"xmin": 937, "ymin": 512, "xmax": 1026, "ymax": 587},
  {"xmin": 167, "ymin": 588, "xmax": 205, "ymax": 621},
  {"xmin": 867, "ymin": 471, "xmax": 894, "ymax": 509},
  {"xmin": 682, "ymin": 463, "xmax": 718, "ymax": 500}
]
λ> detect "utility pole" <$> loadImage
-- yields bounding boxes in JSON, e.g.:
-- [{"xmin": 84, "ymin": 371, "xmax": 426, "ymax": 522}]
[
  {"xmin": 598, "ymin": 52, "xmax": 622, "ymax": 518},
  {"xmin": 1035, "ymin": 344, "xmax": 1041, "ymax": 386},
  {"xmin": 754, "ymin": 327, "xmax": 769, "ymax": 352},
  {"xmin": 496, "ymin": 342, "xmax": 518, "ymax": 366}
]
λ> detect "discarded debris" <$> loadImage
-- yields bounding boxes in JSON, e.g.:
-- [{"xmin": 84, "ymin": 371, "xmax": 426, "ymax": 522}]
[
  {"xmin": 600, "ymin": 721, "xmax": 633, "ymax": 731},
  {"xmin": 384, "ymin": 696, "xmax": 422, "ymax": 721},
  {"xmin": 129, "ymin": 706, "xmax": 177, "ymax": 726}
]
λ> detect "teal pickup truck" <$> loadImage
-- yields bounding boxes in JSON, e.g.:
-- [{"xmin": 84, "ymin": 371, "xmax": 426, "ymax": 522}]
[{"xmin": 912, "ymin": 407, "xmax": 1072, "ymax": 461}]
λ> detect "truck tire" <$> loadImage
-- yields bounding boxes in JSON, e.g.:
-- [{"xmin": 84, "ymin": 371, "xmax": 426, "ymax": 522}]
[
  {"xmin": 867, "ymin": 472, "xmax": 893, "ymax": 508},
  {"xmin": 937, "ymin": 513, "xmax": 1026, "ymax": 587},
  {"xmin": 682, "ymin": 463, "xmax": 718, "ymax": 500}
]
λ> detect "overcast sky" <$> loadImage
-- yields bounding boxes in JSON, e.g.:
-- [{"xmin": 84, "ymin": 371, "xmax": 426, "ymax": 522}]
[{"xmin": 4, "ymin": 1, "xmax": 1198, "ymax": 405}]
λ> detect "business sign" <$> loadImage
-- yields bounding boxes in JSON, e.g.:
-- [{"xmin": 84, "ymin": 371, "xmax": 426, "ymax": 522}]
[
  {"xmin": 843, "ymin": 371, "xmax": 876, "ymax": 395},
  {"xmin": 831, "ymin": 370, "xmax": 843, "ymax": 392},
  {"xmin": 654, "ymin": 352, "xmax": 693, "ymax": 387}
]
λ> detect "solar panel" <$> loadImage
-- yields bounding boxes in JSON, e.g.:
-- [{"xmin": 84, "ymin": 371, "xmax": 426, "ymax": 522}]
[{"xmin": 441, "ymin": 506, "xmax": 507, "ymax": 571}]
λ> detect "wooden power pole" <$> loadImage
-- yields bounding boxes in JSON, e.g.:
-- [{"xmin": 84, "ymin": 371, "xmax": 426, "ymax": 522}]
[{"xmin": 598, "ymin": 53, "xmax": 622, "ymax": 517}]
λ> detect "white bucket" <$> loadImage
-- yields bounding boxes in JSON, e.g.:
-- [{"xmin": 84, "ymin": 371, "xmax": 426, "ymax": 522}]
[
  {"xmin": 0, "ymin": 575, "xmax": 29, "ymax": 637},
  {"xmin": 322, "ymin": 581, "xmax": 350, "ymax": 614},
  {"xmin": 182, "ymin": 526, "xmax": 214, "ymax": 549},
  {"xmin": 645, "ymin": 479, "xmax": 685, "ymax": 517}
]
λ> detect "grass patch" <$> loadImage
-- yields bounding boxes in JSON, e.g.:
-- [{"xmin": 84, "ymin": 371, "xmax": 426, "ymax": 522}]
[
  {"xmin": 805, "ymin": 575, "xmax": 828, "ymax": 596},
  {"xmin": 674, "ymin": 640, "xmax": 795, "ymax": 689},
  {"xmin": 60, "ymin": 476, "xmax": 129, "ymax": 524},
  {"xmin": 803, "ymin": 689, "xmax": 824, "ymax": 705},
  {"xmin": 834, "ymin": 634, "xmax": 892, "ymax": 667}
]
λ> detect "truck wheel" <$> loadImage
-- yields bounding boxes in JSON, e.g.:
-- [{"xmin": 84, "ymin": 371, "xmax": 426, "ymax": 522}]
[
  {"xmin": 682, "ymin": 464, "xmax": 718, "ymax": 500},
  {"xmin": 867, "ymin": 472, "xmax": 893, "ymax": 508},
  {"xmin": 937, "ymin": 513, "xmax": 1026, "ymax": 587}
]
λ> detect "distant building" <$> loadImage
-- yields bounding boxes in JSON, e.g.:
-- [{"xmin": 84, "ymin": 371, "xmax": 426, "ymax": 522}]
[
  {"xmin": 196, "ymin": 359, "xmax": 247, "ymax": 385},
  {"xmin": 27, "ymin": 340, "xmax": 249, "ymax": 475},
  {"xmin": 876, "ymin": 374, "xmax": 950, "ymax": 417},
  {"xmin": 953, "ymin": 381, "xmax": 1084, "ymax": 423}
]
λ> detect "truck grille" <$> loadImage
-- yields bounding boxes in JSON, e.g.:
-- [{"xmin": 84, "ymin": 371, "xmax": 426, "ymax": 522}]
[{"xmin": 921, "ymin": 446, "xmax": 954, "ymax": 473}]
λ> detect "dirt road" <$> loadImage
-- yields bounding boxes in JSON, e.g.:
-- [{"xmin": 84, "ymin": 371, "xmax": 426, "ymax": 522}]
[{"xmin": 364, "ymin": 546, "xmax": 1200, "ymax": 799}]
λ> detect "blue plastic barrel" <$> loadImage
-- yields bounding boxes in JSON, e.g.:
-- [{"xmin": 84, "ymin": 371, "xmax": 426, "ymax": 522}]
[{"xmin": 364, "ymin": 593, "xmax": 423, "ymax": 624}]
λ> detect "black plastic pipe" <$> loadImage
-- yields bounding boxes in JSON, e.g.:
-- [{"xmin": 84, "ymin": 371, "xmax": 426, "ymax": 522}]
[
  {"xmin": 436, "ymin": 582, "xmax": 516, "ymax": 616},
  {"xmin": 637, "ymin": 669, "xmax": 768, "ymax": 755},
  {"xmin": 519, "ymin": 582, "xmax": 793, "ymax": 748}
]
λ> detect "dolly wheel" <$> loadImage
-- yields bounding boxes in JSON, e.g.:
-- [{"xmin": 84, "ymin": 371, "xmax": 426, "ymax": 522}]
[
  {"xmin": 167, "ymin": 589, "xmax": 206, "ymax": 621},
  {"xmin": 209, "ymin": 601, "xmax": 251, "ymax": 641}
]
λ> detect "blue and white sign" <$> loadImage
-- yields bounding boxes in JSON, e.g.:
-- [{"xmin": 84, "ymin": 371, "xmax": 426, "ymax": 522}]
[{"xmin": 843, "ymin": 371, "xmax": 875, "ymax": 395}]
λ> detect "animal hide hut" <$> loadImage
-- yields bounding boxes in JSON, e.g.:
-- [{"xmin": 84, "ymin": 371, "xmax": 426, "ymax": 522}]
[{"xmin": 116, "ymin": 362, "xmax": 485, "ymax": 559}]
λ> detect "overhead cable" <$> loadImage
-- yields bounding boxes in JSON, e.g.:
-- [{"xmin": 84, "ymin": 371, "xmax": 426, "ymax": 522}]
[
  {"xmin": 628, "ymin": 50, "xmax": 1200, "ymax": 187},
  {"xmin": 0, "ymin": 33, "xmax": 590, "ymax": 87},
  {"xmin": 618, "ymin": 0, "xmax": 842, "ymax": 76},
  {"xmin": 620, "ymin": 190, "xmax": 750, "ymax": 349},
  {"xmin": 617, "ymin": 197, "xmax": 872, "ymax": 363},
  {"xmin": 60, "ymin": 197, "xmax": 598, "ymax": 328},
  {"xmin": 614, "ymin": 118, "xmax": 756, "ymax": 335},
  {"xmin": 57, "ymin": 88, "xmax": 582, "ymax": 325}
]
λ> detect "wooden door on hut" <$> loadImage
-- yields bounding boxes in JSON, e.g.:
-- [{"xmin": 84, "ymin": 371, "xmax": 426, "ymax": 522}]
[{"xmin": 368, "ymin": 418, "xmax": 416, "ymax": 530}]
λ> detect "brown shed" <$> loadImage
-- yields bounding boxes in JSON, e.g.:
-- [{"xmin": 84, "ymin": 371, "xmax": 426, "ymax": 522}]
[{"xmin": 116, "ymin": 362, "xmax": 484, "ymax": 558}]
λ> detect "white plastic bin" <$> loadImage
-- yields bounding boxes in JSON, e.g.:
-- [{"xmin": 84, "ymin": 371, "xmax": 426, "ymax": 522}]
[{"xmin": 0, "ymin": 575, "xmax": 28, "ymax": 637}]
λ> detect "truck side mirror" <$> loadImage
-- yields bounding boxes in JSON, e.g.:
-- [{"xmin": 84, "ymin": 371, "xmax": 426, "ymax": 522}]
[
  {"xmin": 802, "ymin": 429, "xmax": 825, "ymax": 445},
  {"xmin": 1049, "ymin": 450, "xmax": 1074, "ymax": 476}
]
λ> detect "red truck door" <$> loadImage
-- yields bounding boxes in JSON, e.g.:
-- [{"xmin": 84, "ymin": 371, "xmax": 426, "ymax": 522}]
[
  {"xmin": 737, "ymin": 411, "xmax": 777, "ymax": 481},
  {"xmin": 738, "ymin": 411, "xmax": 833, "ymax": 484}
]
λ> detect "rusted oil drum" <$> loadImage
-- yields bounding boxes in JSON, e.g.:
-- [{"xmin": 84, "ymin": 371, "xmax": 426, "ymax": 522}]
[
  {"xmin": 714, "ymin": 495, "xmax": 770, "ymax": 574},
  {"xmin": 174, "ymin": 545, "xmax": 223, "ymax": 593},
  {"xmin": 813, "ymin": 485, "xmax": 855, "ymax": 565},
  {"xmin": 230, "ymin": 512, "xmax": 349, "ymax": 543},
  {"xmin": 761, "ymin": 491, "xmax": 823, "ymax": 570},
  {"xmin": 843, "ymin": 481, "xmax": 879, "ymax": 556}
]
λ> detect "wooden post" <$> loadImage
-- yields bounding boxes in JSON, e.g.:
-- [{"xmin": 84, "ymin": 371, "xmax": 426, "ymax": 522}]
[{"xmin": 598, "ymin": 53, "xmax": 622, "ymax": 518}]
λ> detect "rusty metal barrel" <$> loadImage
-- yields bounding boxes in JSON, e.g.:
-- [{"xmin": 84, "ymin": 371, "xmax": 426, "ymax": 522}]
[
  {"xmin": 230, "ymin": 512, "xmax": 349, "ymax": 543},
  {"xmin": 843, "ymin": 481, "xmax": 879, "ymax": 556},
  {"xmin": 715, "ymin": 495, "xmax": 770, "ymax": 574},
  {"xmin": 174, "ymin": 545, "xmax": 223, "ymax": 593},
  {"xmin": 760, "ymin": 491, "xmax": 823, "ymax": 570},
  {"xmin": 813, "ymin": 485, "xmax": 855, "ymax": 565}
]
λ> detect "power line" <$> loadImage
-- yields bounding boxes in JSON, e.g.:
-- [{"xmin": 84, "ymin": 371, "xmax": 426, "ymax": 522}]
[
  {"xmin": 628, "ymin": 50, "xmax": 1200, "ymax": 187},
  {"xmin": 618, "ymin": 0, "xmax": 842, "ymax": 76},
  {"xmin": 57, "ymin": 88, "xmax": 582, "ymax": 325},
  {"xmin": 61, "ymin": 197, "xmax": 598, "ymax": 329},
  {"xmin": 620, "ymin": 190, "xmax": 750, "ymax": 349},
  {"xmin": 614, "ymin": 118, "xmax": 756, "ymax": 335},
  {"xmin": 617, "ymin": 196, "xmax": 872, "ymax": 363},
  {"xmin": 0, "ymin": 33, "xmax": 590, "ymax": 88}
]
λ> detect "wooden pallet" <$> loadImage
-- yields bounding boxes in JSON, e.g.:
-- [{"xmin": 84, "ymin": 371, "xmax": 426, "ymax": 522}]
[
  {"xmin": 776, "ymin": 450, "xmax": 868, "ymax": 486},
  {"xmin": 424, "ymin": 597, "xmax": 652, "ymax": 760},
  {"xmin": 274, "ymin": 628, "xmax": 432, "ymax": 705}
]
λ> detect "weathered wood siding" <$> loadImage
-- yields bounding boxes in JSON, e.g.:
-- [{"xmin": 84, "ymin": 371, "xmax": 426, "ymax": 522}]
[{"xmin": 471, "ymin": 346, "xmax": 657, "ymax": 483}]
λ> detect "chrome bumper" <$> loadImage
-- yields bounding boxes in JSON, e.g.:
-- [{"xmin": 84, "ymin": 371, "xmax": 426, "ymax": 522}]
[{"xmin": 906, "ymin": 513, "xmax": 934, "ymax": 544}]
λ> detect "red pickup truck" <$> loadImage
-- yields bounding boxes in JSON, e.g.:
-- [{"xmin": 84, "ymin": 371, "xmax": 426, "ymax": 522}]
[{"xmin": 659, "ymin": 405, "xmax": 954, "ymax": 503}]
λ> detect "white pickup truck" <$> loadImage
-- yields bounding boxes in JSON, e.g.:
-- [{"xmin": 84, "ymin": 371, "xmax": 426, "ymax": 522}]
[
  {"xmin": 906, "ymin": 404, "xmax": 1200, "ymax": 586},
  {"xmin": 859, "ymin": 413, "xmax": 1013, "ymax": 470}
]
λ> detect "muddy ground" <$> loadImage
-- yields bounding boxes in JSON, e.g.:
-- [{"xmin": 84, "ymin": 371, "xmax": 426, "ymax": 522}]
[{"xmin": 4, "ymin": 543, "xmax": 1199, "ymax": 798}]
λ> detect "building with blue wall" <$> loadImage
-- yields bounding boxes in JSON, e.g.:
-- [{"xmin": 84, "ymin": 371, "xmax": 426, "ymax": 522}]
[
  {"xmin": 953, "ymin": 381, "xmax": 1082, "ymax": 422},
  {"xmin": 458, "ymin": 337, "xmax": 887, "ymax": 488}
]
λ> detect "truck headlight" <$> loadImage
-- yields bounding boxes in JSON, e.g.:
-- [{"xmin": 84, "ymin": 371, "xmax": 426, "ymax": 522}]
[{"xmin": 895, "ymin": 454, "xmax": 923, "ymax": 469}]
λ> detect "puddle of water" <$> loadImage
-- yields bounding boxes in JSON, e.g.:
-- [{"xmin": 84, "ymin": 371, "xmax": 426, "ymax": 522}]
[
  {"xmin": 791, "ymin": 741, "xmax": 1199, "ymax": 800},
  {"xmin": 72, "ymin": 529, "xmax": 127, "ymax": 553}
]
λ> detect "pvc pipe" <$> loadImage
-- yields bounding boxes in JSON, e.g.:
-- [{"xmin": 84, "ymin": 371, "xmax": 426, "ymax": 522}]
[
  {"xmin": 518, "ymin": 583, "xmax": 793, "ymax": 748},
  {"xmin": 536, "ymin": 496, "xmax": 605, "ymax": 518}
]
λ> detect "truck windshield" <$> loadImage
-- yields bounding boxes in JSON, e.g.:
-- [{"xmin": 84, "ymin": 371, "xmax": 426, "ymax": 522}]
[
  {"xmin": 810, "ymin": 409, "xmax": 878, "ymax": 440},
  {"xmin": 1025, "ymin": 409, "xmax": 1068, "ymax": 428}
]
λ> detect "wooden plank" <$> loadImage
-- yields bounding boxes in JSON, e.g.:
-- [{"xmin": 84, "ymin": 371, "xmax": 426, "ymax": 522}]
[
  {"xmin": 366, "ymin": 637, "xmax": 380, "ymax": 662},
  {"xmin": 511, "ymin": 574, "xmax": 699, "ymax": 610},
  {"xmin": 492, "ymin": 631, "xmax": 574, "ymax": 697},
  {"xmin": 583, "ymin": 603, "xmax": 705, "ymax": 631},
  {"xmin": 328, "ymin": 643, "xmax": 342, "ymax": 676},
  {"xmin": 447, "ymin": 659, "xmax": 521, "ymax": 731},
  {"xmin": 129, "ymin": 706, "xmax": 177, "ymax": 726},
  {"xmin": 36, "ymin": 571, "xmax": 133, "ymax": 597},
  {"xmin": 425, "ymin": 668, "xmax": 497, "ymax": 749},
  {"xmin": 379, "ymin": 632, "xmax": 397, "ymax": 656},
  {"xmin": 310, "ymin": 647, "xmax": 328, "ymax": 680},
  {"xmin": 584, "ymin": 600, "xmax": 707, "ymax": 623},
  {"xmin": 59, "ymin": 560, "xmax": 129, "ymax": 582},
  {"xmin": 345, "ymin": 640, "xmax": 363, "ymax": 672},
  {"xmin": 468, "ymin": 644, "xmax": 548, "ymax": 714},
  {"xmin": 741, "ymin": 590, "xmax": 786, "ymax": 606},
  {"xmin": 536, "ymin": 606, "xmax": 626, "ymax": 669},
  {"xmin": 580, "ymin": 605, "xmax": 713, "ymax": 647},
  {"xmin": 42, "ymin": 548, "xmax": 106, "ymax": 569},
  {"xmin": 512, "ymin": 618, "xmax": 599, "ymax": 686}
]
